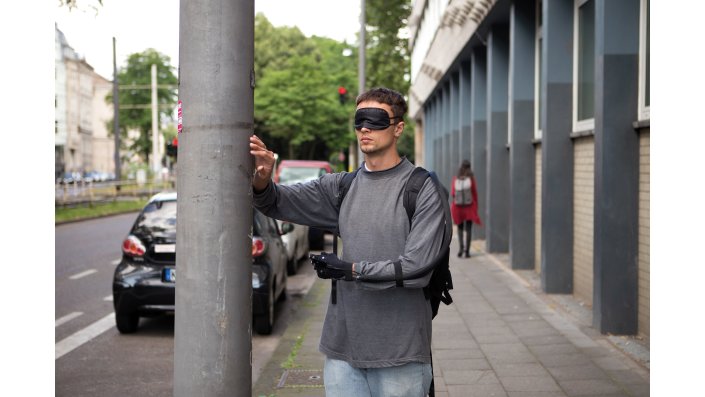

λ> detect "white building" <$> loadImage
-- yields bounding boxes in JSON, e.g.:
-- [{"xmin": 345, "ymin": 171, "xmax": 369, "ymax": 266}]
[{"xmin": 55, "ymin": 25, "xmax": 115, "ymax": 180}]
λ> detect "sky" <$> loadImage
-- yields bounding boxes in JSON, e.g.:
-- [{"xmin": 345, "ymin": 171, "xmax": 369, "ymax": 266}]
[{"xmin": 55, "ymin": 0, "xmax": 362, "ymax": 79}]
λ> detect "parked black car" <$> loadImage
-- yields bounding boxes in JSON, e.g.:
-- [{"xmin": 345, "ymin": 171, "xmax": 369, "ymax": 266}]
[{"xmin": 112, "ymin": 192, "xmax": 291, "ymax": 335}]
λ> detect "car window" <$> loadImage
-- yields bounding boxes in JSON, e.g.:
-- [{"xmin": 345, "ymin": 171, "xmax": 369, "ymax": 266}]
[
  {"xmin": 279, "ymin": 167, "xmax": 323, "ymax": 185},
  {"xmin": 132, "ymin": 200, "xmax": 177, "ymax": 238},
  {"xmin": 254, "ymin": 210, "xmax": 277, "ymax": 238}
]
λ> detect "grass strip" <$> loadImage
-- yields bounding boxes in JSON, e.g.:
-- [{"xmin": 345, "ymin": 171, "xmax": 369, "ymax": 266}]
[
  {"xmin": 282, "ymin": 334, "xmax": 305, "ymax": 369},
  {"xmin": 55, "ymin": 199, "xmax": 147, "ymax": 224}
]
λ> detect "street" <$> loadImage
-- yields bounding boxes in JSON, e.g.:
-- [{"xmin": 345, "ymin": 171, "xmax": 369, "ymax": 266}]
[{"xmin": 55, "ymin": 213, "xmax": 319, "ymax": 397}]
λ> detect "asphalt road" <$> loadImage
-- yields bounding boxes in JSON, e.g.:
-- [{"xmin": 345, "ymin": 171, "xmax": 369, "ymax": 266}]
[{"xmin": 55, "ymin": 213, "xmax": 318, "ymax": 397}]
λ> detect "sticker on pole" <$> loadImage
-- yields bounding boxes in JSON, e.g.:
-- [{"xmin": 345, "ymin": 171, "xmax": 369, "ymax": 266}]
[{"xmin": 177, "ymin": 100, "xmax": 183, "ymax": 133}]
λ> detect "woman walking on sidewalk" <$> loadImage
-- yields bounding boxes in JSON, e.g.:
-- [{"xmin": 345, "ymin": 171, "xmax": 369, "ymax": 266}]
[{"xmin": 451, "ymin": 159, "xmax": 482, "ymax": 258}]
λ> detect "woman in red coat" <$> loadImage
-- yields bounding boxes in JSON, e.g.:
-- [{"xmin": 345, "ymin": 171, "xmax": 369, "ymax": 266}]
[{"xmin": 450, "ymin": 160, "xmax": 482, "ymax": 258}]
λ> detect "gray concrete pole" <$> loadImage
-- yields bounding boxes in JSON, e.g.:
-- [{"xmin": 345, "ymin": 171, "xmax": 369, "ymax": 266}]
[
  {"xmin": 151, "ymin": 64, "xmax": 159, "ymax": 175},
  {"xmin": 112, "ymin": 37, "xmax": 121, "ymax": 182},
  {"xmin": 357, "ymin": 0, "xmax": 365, "ymax": 166},
  {"xmin": 174, "ymin": 0, "xmax": 254, "ymax": 395}
]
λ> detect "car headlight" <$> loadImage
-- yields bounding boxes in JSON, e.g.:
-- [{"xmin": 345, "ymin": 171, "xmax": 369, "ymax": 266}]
[{"xmin": 252, "ymin": 272, "xmax": 261, "ymax": 288}]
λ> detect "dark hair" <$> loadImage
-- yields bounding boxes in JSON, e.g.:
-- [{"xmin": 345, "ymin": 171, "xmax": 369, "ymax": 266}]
[
  {"xmin": 457, "ymin": 160, "xmax": 473, "ymax": 178},
  {"xmin": 356, "ymin": 87, "xmax": 408, "ymax": 120}
]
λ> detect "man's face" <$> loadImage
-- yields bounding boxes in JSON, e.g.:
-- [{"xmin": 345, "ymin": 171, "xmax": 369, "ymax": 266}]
[{"xmin": 355, "ymin": 101, "xmax": 404, "ymax": 156}]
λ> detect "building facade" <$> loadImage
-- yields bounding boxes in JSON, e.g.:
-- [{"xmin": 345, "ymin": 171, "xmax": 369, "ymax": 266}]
[
  {"xmin": 408, "ymin": 0, "xmax": 650, "ymax": 339},
  {"xmin": 55, "ymin": 26, "xmax": 115, "ymax": 180}
]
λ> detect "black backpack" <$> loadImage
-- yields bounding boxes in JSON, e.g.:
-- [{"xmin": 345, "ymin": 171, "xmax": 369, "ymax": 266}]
[{"xmin": 333, "ymin": 166, "xmax": 454, "ymax": 318}]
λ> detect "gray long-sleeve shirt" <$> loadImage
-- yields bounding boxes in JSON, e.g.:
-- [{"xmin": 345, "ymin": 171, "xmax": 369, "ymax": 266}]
[{"xmin": 253, "ymin": 158, "xmax": 446, "ymax": 368}]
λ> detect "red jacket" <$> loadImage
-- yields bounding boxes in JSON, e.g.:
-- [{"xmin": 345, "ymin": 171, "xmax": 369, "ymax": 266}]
[{"xmin": 450, "ymin": 175, "xmax": 483, "ymax": 226}]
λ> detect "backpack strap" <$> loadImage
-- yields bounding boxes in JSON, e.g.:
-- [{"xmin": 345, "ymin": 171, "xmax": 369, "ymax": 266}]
[
  {"xmin": 336, "ymin": 167, "xmax": 361, "ymax": 218},
  {"xmin": 402, "ymin": 167, "xmax": 430, "ymax": 226},
  {"xmin": 331, "ymin": 167, "xmax": 361, "ymax": 304}
]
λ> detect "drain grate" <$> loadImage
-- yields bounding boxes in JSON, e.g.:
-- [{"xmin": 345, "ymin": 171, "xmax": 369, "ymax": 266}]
[{"xmin": 277, "ymin": 369, "xmax": 324, "ymax": 389}]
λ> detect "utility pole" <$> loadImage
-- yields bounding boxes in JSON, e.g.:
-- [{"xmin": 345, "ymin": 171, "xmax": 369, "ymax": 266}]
[
  {"xmin": 112, "ymin": 37, "xmax": 121, "ymax": 184},
  {"xmin": 174, "ymin": 0, "xmax": 254, "ymax": 396},
  {"xmin": 357, "ymin": 0, "xmax": 366, "ymax": 166},
  {"xmin": 151, "ymin": 64, "xmax": 160, "ymax": 176}
]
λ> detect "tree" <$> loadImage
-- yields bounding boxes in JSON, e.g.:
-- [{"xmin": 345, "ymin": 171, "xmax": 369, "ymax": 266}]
[
  {"xmin": 254, "ymin": 14, "xmax": 357, "ymax": 161},
  {"xmin": 106, "ymin": 49, "xmax": 178, "ymax": 165},
  {"xmin": 59, "ymin": 0, "xmax": 102, "ymax": 13}
]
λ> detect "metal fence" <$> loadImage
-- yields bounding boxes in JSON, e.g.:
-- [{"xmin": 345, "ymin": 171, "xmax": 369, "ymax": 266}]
[{"xmin": 55, "ymin": 178, "xmax": 176, "ymax": 208}]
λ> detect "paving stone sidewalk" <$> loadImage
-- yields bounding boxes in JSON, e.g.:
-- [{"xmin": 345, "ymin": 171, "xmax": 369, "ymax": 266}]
[{"xmin": 253, "ymin": 238, "xmax": 650, "ymax": 397}]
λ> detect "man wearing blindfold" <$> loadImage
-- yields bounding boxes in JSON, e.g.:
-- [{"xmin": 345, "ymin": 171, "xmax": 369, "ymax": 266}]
[{"xmin": 250, "ymin": 87, "xmax": 446, "ymax": 397}]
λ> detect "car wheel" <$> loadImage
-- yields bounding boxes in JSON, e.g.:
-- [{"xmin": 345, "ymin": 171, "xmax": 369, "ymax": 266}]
[
  {"xmin": 116, "ymin": 312, "xmax": 139, "ymax": 334},
  {"xmin": 254, "ymin": 286, "xmax": 274, "ymax": 335}
]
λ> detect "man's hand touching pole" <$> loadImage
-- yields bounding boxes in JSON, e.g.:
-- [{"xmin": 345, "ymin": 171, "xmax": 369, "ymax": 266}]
[{"xmin": 250, "ymin": 135, "xmax": 276, "ymax": 192}]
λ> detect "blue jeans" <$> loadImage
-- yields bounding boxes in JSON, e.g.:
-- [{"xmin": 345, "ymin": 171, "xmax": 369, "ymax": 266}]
[{"xmin": 323, "ymin": 357, "xmax": 433, "ymax": 397}]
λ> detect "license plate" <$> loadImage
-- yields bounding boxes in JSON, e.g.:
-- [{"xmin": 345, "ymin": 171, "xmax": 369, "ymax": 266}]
[
  {"xmin": 154, "ymin": 244, "xmax": 176, "ymax": 253},
  {"xmin": 162, "ymin": 268, "xmax": 176, "ymax": 283}
]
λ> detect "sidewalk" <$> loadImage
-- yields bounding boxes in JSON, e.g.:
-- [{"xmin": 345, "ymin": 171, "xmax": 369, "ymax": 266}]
[{"xmin": 253, "ymin": 237, "xmax": 650, "ymax": 397}]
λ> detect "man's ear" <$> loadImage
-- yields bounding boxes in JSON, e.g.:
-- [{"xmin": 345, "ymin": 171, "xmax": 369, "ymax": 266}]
[{"xmin": 394, "ymin": 121, "xmax": 404, "ymax": 138}]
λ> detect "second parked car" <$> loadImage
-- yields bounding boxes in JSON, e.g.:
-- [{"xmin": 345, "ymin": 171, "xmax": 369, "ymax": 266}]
[{"xmin": 274, "ymin": 160, "xmax": 334, "ymax": 250}]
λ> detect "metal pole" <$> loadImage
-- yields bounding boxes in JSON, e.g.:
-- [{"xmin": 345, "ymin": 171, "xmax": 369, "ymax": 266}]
[
  {"xmin": 151, "ymin": 64, "xmax": 160, "ymax": 176},
  {"xmin": 357, "ymin": 0, "xmax": 366, "ymax": 166},
  {"xmin": 174, "ymin": 0, "xmax": 254, "ymax": 395},
  {"xmin": 112, "ymin": 37, "xmax": 121, "ymax": 183}
]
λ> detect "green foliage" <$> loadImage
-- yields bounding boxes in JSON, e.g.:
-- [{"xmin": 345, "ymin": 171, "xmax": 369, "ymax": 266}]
[
  {"xmin": 59, "ymin": 0, "xmax": 102, "ymax": 12},
  {"xmin": 105, "ymin": 49, "xmax": 178, "ymax": 165},
  {"xmin": 254, "ymin": 14, "xmax": 357, "ymax": 161}
]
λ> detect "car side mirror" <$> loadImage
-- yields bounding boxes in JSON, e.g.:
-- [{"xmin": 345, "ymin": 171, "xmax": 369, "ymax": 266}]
[{"xmin": 280, "ymin": 222, "xmax": 295, "ymax": 235}]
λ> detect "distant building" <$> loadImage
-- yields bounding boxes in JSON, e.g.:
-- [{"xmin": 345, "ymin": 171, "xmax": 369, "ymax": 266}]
[
  {"xmin": 408, "ymin": 0, "xmax": 650, "ymax": 340},
  {"xmin": 55, "ymin": 25, "xmax": 115, "ymax": 180}
]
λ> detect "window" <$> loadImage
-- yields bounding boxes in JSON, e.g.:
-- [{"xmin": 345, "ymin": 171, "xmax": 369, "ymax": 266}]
[
  {"xmin": 534, "ymin": 0, "xmax": 543, "ymax": 139},
  {"xmin": 573, "ymin": 0, "xmax": 595, "ymax": 132},
  {"xmin": 639, "ymin": 0, "xmax": 650, "ymax": 120}
]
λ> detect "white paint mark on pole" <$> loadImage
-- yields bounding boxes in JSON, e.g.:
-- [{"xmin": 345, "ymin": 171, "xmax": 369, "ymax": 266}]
[
  {"xmin": 55, "ymin": 313, "xmax": 115, "ymax": 360},
  {"xmin": 55, "ymin": 312, "xmax": 83, "ymax": 328},
  {"xmin": 69, "ymin": 269, "xmax": 98, "ymax": 280}
]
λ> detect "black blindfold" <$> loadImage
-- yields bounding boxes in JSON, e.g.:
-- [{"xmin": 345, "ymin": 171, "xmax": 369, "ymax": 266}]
[{"xmin": 354, "ymin": 107, "xmax": 401, "ymax": 130}]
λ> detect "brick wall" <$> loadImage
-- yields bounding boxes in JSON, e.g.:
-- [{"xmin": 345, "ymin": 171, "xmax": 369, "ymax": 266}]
[
  {"xmin": 638, "ymin": 129, "xmax": 650, "ymax": 338},
  {"xmin": 535, "ymin": 144, "xmax": 542, "ymax": 274},
  {"xmin": 573, "ymin": 136, "xmax": 595, "ymax": 307}
]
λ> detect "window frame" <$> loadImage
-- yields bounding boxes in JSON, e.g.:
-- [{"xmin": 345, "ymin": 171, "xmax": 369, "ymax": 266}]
[
  {"xmin": 572, "ymin": 0, "xmax": 596, "ymax": 132},
  {"xmin": 534, "ymin": 0, "xmax": 543, "ymax": 140},
  {"xmin": 638, "ymin": 0, "xmax": 650, "ymax": 121}
]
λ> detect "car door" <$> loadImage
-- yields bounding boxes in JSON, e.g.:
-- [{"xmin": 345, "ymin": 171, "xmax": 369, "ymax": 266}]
[{"xmin": 256, "ymin": 212, "xmax": 287, "ymax": 296}]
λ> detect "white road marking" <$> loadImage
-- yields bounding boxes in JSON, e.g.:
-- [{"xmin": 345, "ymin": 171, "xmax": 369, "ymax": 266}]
[
  {"xmin": 55, "ymin": 313, "xmax": 115, "ymax": 360},
  {"xmin": 111, "ymin": 259, "xmax": 121, "ymax": 266},
  {"xmin": 69, "ymin": 269, "xmax": 97, "ymax": 280},
  {"xmin": 55, "ymin": 312, "xmax": 83, "ymax": 327},
  {"xmin": 103, "ymin": 295, "xmax": 113, "ymax": 301}
]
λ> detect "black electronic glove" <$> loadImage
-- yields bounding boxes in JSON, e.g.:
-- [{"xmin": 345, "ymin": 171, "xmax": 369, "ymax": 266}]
[{"xmin": 309, "ymin": 252, "xmax": 354, "ymax": 281}]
